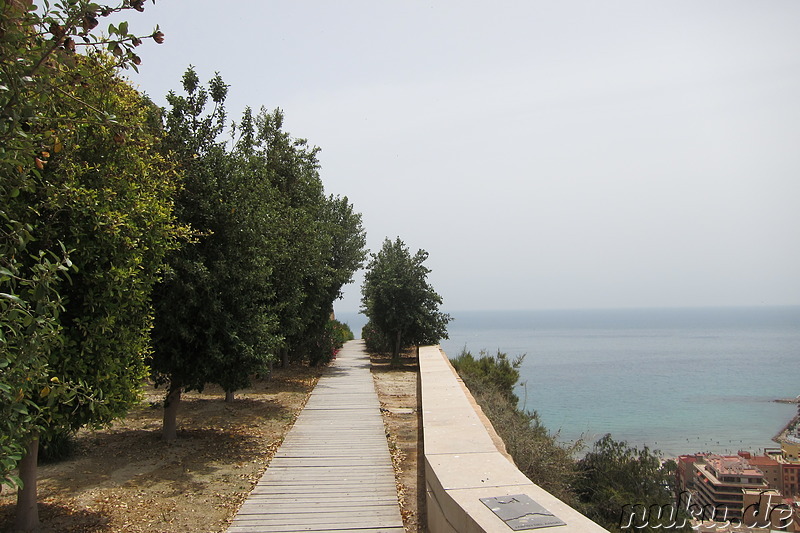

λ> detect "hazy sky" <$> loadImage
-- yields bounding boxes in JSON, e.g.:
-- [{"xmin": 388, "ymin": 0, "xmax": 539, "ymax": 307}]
[{"xmin": 113, "ymin": 1, "xmax": 800, "ymax": 312}]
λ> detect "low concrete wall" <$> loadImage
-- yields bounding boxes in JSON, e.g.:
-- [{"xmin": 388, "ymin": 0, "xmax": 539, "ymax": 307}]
[{"xmin": 419, "ymin": 345, "xmax": 608, "ymax": 533}]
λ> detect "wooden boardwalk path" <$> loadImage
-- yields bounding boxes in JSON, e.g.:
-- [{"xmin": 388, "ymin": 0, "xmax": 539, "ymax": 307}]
[{"xmin": 227, "ymin": 340, "xmax": 404, "ymax": 533}]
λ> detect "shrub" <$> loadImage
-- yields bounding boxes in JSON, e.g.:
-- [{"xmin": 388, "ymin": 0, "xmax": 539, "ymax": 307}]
[
  {"xmin": 575, "ymin": 435, "xmax": 691, "ymax": 532},
  {"xmin": 304, "ymin": 319, "xmax": 355, "ymax": 366},
  {"xmin": 362, "ymin": 319, "xmax": 392, "ymax": 353},
  {"xmin": 37, "ymin": 430, "xmax": 75, "ymax": 464},
  {"xmin": 452, "ymin": 349, "xmax": 580, "ymax": 505},
  {"xmin": 330, "ymin": 319, "xmax": 355, "ymax": 347},
  {"xmin": 451, "ymin": 348, "xmax": 524, "ymax": 404}
]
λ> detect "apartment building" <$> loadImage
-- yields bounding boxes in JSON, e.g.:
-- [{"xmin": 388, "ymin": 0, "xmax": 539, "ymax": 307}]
[
  {"xmin": 746, "ymin": 453, "xmax": 783, "ymax": 493},
  {"xmin": 693, "ymin": 454, "xmax": 768, "ymax": 520}
]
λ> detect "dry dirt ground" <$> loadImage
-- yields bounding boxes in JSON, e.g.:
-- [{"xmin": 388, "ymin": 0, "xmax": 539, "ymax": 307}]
[
  {"xmin": 371, "ymin": 351, "xmax": 424, "ymax": 533},
  {"xmin": 0, "ymin": 366, "xmax": 322, "ymax": 533},
  {"xmin": 0, "ymin": 354, "xmax": 423, "ymax": 533}
]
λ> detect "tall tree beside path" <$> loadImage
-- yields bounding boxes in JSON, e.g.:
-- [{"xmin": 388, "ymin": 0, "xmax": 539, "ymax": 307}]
[
  {"xmin": 286, "ymin": 193, "xmax": 367, "ymax": 366},
  {"xmin": 236, "ymin": 108, "xmax": 367, "ymax": 368},
  {"xmin": 151, "ymin": 73, "xmax": 369, "ymax": 439},
  {"xmin": 239, "ymin": 107, "xmax": 326, "ymax": 369},
  {"xmin": 150, "ymin": 70, "xmax": 280, "ymax": 441},
  {"xmin": 361, "ymin": 238, "xmax": 451, "ymax": 364},
  {"xmin": 0, "ymin": 2, "xmax": 176, "ymax": 529}
]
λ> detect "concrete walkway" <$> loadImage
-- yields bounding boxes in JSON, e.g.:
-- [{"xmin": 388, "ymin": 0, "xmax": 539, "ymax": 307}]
[{"xmin": 227, "ymin": 340, "xmax": 404, "ymax": 533}]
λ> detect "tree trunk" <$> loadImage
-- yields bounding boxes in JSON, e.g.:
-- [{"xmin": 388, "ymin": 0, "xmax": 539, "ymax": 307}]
[
  {"xmin": 163, "ymin": 383, "xmax": 182, "ymax": 442},
  {"xmin": 224, "ymin": 391, "xmax": 235, "ymax": 402},
  {"xmin": 15, "ymin": 437, "xmax": 39, "ymax": 531},
  {"xmin": 392, "ymin": 330, "xmax": 402, "ymax": 366},
  {"xmin": 281, "ymin": 347, "xmax": 289, "ymax": 368}
]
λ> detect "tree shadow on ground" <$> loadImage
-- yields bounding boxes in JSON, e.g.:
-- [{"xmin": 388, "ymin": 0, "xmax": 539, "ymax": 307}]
[
  {"xmin": 10, "ymin": 397, "xmax": 293, "ymax": 502},
  {"xmin": 370, "ymin": 349, "xmax": 420, "ymax": 372},
  {"xmin": 0, "ymin": 502, "xmax": 110, "ymax": 533},
  {"xmin": 259, "ymin": 366, "xmax": 323, "ymax": 393},
  {"xmin": 0, "ymin": 369, "xmax": 318, "ymax": 533}
]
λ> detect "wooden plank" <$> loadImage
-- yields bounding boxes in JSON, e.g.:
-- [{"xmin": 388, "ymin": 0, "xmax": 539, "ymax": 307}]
[
  {"xmin": 236, "ymin": 501, "xmax": 402, "ymax": 511},
  {"xmin": 228, "ymin": 524, "xmax": 404, "ymax": 533},
  {"xmin": 228, "ymin": 524, "xmax": 405, "ymax": 533},
  {"xmin": 250, "ymin": 484, "xmax": 397, "ymax": 491},
  {"xmin": 230, "ymin": 520, "xmax": 403, "ymax": 530},
  {"xmin": 232, "ymin": 509, "xmax": 403, "ymax": 520},
  {"xmin": 244, "ymin": 488, "xmax": 399, "ymax": 497}
]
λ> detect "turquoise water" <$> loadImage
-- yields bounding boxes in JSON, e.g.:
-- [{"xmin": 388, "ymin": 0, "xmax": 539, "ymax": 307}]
[{"xmin": 338, "ymin": 306, "xmax": 800, "ymax": 457}]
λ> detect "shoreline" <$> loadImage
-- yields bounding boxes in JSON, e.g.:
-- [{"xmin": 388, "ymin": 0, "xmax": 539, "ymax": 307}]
[{"xmin": 773, "ymin": 410, "xmax": 800, "ymax": 444}]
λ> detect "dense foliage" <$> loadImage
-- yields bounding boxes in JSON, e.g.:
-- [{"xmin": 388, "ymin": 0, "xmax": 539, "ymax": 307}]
[
  {"xmin": 1, "ymin": 1, "xmax": 178, "ymax": 528},
  {"xmin": 330, "ymin": 319, "xmax": 355, "ymax": 346},
  {"xmin": 0, "ymin": 228, "xmax": 69, "ymax": 489},
  {"xmin": 450, "ymin": 349, "xmax": 524, "ymax": 404},
  {"xmin": 287, "ymin": 194, "xmax": 367, "ymax": 366},
  {"xmin": 248, "ymin": 109, "xmax": 366, "ymax": 368},
  {"xmin": 360, "ymin": 238, "xmax": 450, "ymax": 363},
  {"xmin": 1, "ymin": 3, "xmax": 367, "ymax": 527},
  {"xmin": 576, "ymin": 435, "xmax": 691, "ymax": 532},
  {"xmin": 307, "ymin": 319, "xmax": 354, "ymax": 365},
  {"xmin": 37, "ymin": 54, "xmax": 180, "ymax": 435},
  {"xmin": 1, "ymin": 0, "xmax": 167, "ymax": 492},
  {"xmin": 150, "ymin": 69, "xmax": 367, "ymax": 439},
  {"xmin": 362, "ymin": 318, "xmax": 392, "ymax": 354},
  {"xmin": 149, "ymin": 70, "xmax": 280, "ymax": 439}
]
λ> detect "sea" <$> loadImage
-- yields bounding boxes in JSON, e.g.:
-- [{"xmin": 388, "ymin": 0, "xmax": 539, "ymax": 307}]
[{"xmin": 336, "ymin": 306, "xmax": 800, "ymax": 458}]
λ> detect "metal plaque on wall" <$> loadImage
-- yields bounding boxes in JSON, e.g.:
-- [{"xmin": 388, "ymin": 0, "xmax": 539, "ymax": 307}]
[{"xmin": 480, "ymin": 494, "xmax": 567, "ymax": 530}]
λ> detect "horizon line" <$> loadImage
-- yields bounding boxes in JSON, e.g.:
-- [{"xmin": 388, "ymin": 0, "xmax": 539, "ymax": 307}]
[{"xmin": 334, "ymin": 303, "xmax": 800, "ymax": 315}]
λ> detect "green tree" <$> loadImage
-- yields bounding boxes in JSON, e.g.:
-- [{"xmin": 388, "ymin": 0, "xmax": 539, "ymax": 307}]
[
  {"xmin": 250, "ymin": 108, "xmax": 327, "ymax": 368},
  {"xmin": 13, "ymin": 58, "xmax": 180, "ymax": 529},
  {"xmin": 321, "ymin": 195, "xmax": 369, "ymax": 304},
  {"xmin": 576, "ymin": 434, "xmax": 691, "ymax": 532},
  {"xmin": 361, "ymin": 237, "xmax": 451, "ymax": 364},
  {"xmin": 238, "ymin": 108, "xmax": 366, "ymax": 368},
  {"xmin": 1, "ymin": 2, "xmax": 172, "ymax": 529},
  {"xmin": 0, "ymin": 230, "xmax": 70, "ymax": 490},
  {"xmin": 361, "ymin": 319, "xmax": 392, "ymax": 354},
  {"xmin": 152, "ymin": 75, "xmax": 367, "ymax": 440},
  {"xmin": 151, "ymin": 70, "xmax": 280, "ymax": 441},
  {"xmin": 1, "ymin": 0, "xmax": 163, "ymax": 477},
  {"xmin": 288, "ymin": 194, "xmax": 367, "ymax": 366},
  {"xmin": 1, "ymin": 0, "xmax": 163, "ymax": 183}
]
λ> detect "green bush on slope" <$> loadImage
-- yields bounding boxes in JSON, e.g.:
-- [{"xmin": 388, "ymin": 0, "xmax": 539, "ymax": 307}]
[{"xmin": 451, "ymin": 349, "xmax": 580, "ymax": 505}]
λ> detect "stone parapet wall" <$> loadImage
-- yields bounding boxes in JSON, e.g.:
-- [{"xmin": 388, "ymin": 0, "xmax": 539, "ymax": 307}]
[{"xmin": 419, "ymin": 345, "xmax": 608, "ymax": 533}]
